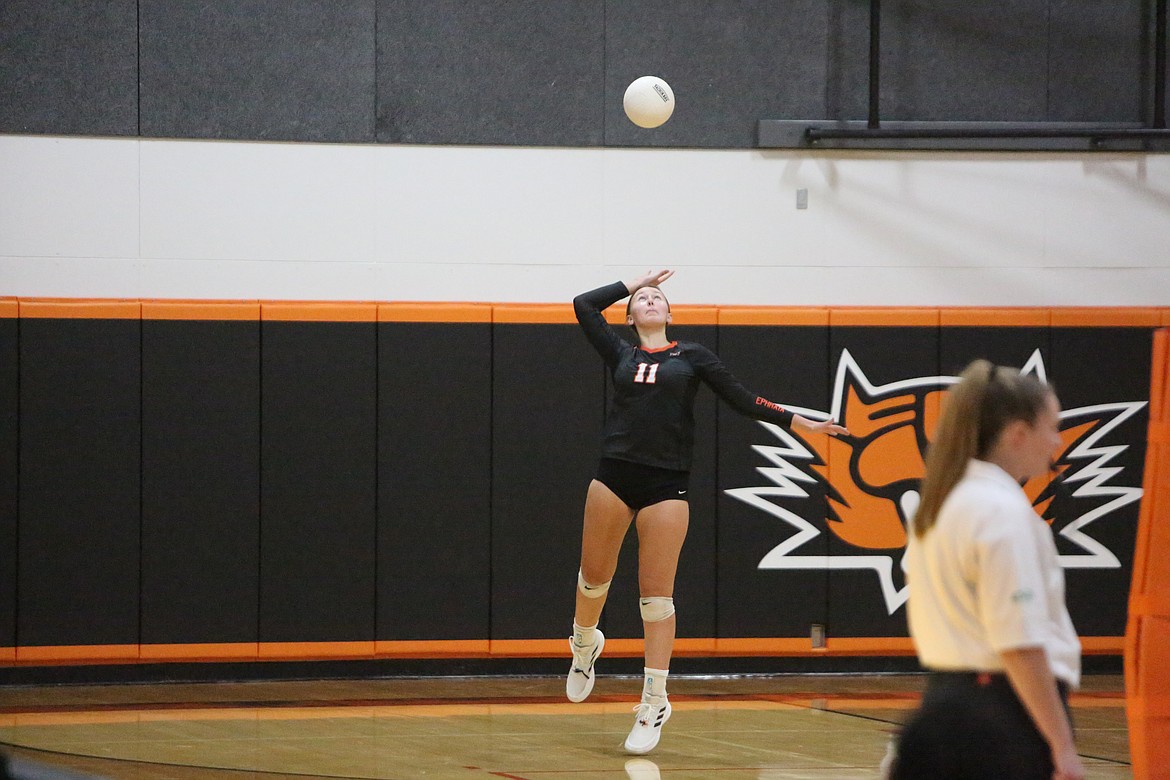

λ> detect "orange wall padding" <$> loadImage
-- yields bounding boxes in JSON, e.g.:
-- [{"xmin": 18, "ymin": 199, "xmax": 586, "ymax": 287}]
[{"xmin": 1126, "ymin": 328, "xmax": 1170, "ymax": 780}]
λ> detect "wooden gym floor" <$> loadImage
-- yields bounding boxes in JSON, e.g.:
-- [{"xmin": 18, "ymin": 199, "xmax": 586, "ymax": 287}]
[{"xmin": 0, "ymin": 673, "xmax": 1132, "ymax": 779}]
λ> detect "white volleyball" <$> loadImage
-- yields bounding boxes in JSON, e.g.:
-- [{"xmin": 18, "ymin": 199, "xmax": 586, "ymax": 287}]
[{"xmin": 623, "ymin": 76, "xmax": 675, "ymax": 129}]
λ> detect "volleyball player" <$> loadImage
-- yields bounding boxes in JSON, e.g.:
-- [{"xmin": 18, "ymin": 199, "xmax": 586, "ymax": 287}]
[
  {"xmin": 892, "ymin": 361, "xmax": 1085, "ymax": 780},
  {"xmin": 566, "ymin": 269, "xmax": 848, "ymax": 754}
]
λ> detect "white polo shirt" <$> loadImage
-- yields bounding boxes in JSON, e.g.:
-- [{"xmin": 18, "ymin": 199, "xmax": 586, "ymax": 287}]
[{"xmin": 905, "ymin": 459, "xmax": 1081, "ymax": 688}]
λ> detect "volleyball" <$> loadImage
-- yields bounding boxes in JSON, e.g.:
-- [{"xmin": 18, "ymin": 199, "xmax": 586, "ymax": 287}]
[{"xmin": 623, "ymin": 76, "xmax": 675, "ymax": 129}]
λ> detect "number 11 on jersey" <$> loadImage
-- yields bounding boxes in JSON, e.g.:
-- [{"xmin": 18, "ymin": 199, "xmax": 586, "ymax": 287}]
[{"xmin": 634, "ymin": 363, "xmax": 659, "ymax": 384}]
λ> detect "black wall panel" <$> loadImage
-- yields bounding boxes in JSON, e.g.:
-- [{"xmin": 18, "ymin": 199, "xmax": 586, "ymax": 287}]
[
  {"xmin": 141, "ymin": 321, "xmax": 260, "ymax": 645},
  {"xmin": 939, "ymin": 327, "xmax": 1051, "ymax": 378},
  {"xmin": 260, "ymin": 322, "xmax": 377, "ymax": 642},
  {"xmin": 491, "ymin": 323, "xmax": 603, "ymax": 639},
  {"xmin": 377, "ymin": 323, "xmax": 492, "ymax": 641},
  {"xmin": 717, "ymin": 325, "xmax": 832, "ymax": 639},
  {"xmin": 0, "ymin": 0, "xmax": 138, "ymax": 136},
  {"xmin": 823, "ymin": 326, "xmax": 939, "ymax": 638},
  {"xmin": 139, "ymin": 0, "xmax": 376, "ymax": 142},
  {"xmin": 0, "ymin": 318, "xmax": 17, "ymax": 649},
  {"xmin": 605, "ymin": 0, "xmax": 830, "ymax": 147},
  {"xmin": 377, "ymin": 0, "xmax": 604, "ymax": 145},
  {"xmin": 1049, "ymin": 327, "xmax": 1153, "ymax": 637},
  {"xmin": 18, "ymin": 319, "xmax": 141, "ymax": 646}
]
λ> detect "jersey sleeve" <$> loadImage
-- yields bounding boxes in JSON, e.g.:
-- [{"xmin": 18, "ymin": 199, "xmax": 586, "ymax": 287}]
[
  {"xmin": 573, "ymin": 281, "xmax": 633, "ymax": 369},
  {"xmin": 689, "ymin": 343, "xmax": 795, "ymax": 428}
]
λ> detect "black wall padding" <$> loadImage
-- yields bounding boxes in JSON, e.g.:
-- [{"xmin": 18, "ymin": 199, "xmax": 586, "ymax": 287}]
[
  {"xmin": 0, "ymin": 318, "xmax": 17, "ymax": 649},
  {"xmin": 141, "ymin": 320, "xmax": 261, "ymax": 645},
  {"xmin": 823, "ymin": 325, "xmax": 940, "ymax": 638},
  {"xmin": 139, "ymin": 0, "xmax": 377, "ymax": 143},
  {"xmin": 377, "ymin": 322, "xmax": 492, "ymax": 640},
  {"xmin": 260, "ymin": 322, "xmax": 377, "ymax": 642},
  {"xmin": 1050, "ymin": 327, "xmax": 1153, "ymax": 636},
  {"xmin": 717, "ymin": 325, "xmax": 833, "ymax": 639},
  {"xmin": 490, "ymin": 324, "xmax": 604, "ymax": 640},
  {"xmin": 377, "ymin": 0, "xmax": 604, "ymax": 146},
  {"xmin": 0, "ymin": 0, "xmax": 138, "ymax": 136},
  {"xmin": 18, "ymin": 319, "xmax": 141, "ymax": 646}
]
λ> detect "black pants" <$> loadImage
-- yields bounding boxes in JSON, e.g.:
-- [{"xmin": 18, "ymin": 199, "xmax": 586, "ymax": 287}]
[{"xmin": 892, "ymin": 671, "xmax": 1071, "ymax": 780}]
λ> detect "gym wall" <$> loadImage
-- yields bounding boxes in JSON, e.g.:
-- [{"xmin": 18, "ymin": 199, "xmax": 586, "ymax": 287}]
[
  {"xmin": 0, "ymin": 301, "xmax": 1164, "ymax": 667},
  {"xmin": 2, "ymin": 1, "xmax": 1169, "ymax": 673}
]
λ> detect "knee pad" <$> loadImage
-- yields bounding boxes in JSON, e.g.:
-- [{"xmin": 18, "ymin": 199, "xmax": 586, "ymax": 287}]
[
  {"xmin": 639, "ymin": 596, "xmax": 675, "ymax": 623},
  {"xmin": 577, "ymin": 569, "xmax": 611, "ymax": 599}
]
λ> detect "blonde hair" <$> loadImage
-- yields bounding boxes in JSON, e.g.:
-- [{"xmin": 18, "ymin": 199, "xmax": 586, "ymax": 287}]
[{"xmin": 912, "ymin": 360, "xmax": 1054, "ymax": 538}]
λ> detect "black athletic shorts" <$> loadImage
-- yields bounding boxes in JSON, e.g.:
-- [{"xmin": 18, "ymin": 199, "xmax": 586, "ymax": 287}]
[
  {"xmin": 596, "ymin": 458, "xmax": 690, "ymax": 510},
  {"xmin": 892, "ymin": 671, "xmax": 1072, "ymax": 780}
]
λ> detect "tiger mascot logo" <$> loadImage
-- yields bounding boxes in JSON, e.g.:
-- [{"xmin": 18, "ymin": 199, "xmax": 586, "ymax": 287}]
[{"xmin": 727, "ymin": 349, "xmax": 1146, "ymax": 614}]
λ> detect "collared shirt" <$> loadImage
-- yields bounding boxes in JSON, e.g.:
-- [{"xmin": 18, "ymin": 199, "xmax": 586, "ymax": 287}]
[{"xmin": 905, "ymin": 459, "xmax": 1081, "ymax": 688}]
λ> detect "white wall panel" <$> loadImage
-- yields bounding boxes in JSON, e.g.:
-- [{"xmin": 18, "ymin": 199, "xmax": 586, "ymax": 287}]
[
  {"xmin": 139, "ymin": 139, "xmax": 377, "ymax": 263},
  {"xmin": 0, "ymin": 137, "xmax": 138, "ymax": 259},
  {"xmin": 2, "ymin": 135, "xmax": 1169, "ymax": 305},
  {"xmin": 372, "ymin": 145, "xmax": 604, "ymax": 266},
  {"xmin": 0, "ymin": 257, "xmax": 142, "ymax": 298}
]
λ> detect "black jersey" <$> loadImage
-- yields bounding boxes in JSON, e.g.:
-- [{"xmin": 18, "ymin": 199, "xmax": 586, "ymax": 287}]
[{"xmin": 574, "ymin": 281, "xmax": 795, "ymax": 471}]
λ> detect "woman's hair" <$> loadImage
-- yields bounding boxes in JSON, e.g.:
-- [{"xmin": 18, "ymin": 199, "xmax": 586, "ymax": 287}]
[
  {"xmin": 911, "ymin": 359, "xmax": 1054, "ymax": 538},
  {"xmin": 625, "ymin": 285, "xmax": 670, "ymax": 337}
]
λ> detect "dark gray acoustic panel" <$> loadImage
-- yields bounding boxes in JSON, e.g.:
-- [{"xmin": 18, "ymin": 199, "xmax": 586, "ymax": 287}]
[
  {"xmin": 824, "ymin": 0, "xmax": 874, "ymax": 122},
  {"xmin": 1048, "ymin": 1, "xmax": 1147, "ymax": 122},
  {"xmin": 140, "ymin": 0, "xmax": 376, "ymax": 142},
  {"xmin": 605, "ymin": 0, "xmax": 830, "ymax": 147},
  {"xmin": 0, "ymin": 0, "xmax": 138, "ymax": 136},
  {"xmin": 881, "ymin": 0, "xmax": 1050, "ymax": 121},
  {"xmin": 377, "ymin": 0, "xmax": 604, "ymax": 145}
]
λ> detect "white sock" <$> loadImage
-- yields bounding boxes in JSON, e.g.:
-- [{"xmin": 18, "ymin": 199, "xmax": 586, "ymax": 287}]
[
  {"xmin": 643, "ymin": 666, "xmax": 669, "ymax": 698},
  {"xmin": 573, "ymin": 621, "xmax": 598, "ymax": 647}
]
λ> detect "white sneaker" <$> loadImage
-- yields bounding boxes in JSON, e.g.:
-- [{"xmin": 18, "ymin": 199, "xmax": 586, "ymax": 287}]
[
  {"xmin": 566, "ymin": 629, "xmax": 604, "ymax": 703},
  {"xmin": 624, "ymin": 693, "xmax": 671, "ymax": 754}
]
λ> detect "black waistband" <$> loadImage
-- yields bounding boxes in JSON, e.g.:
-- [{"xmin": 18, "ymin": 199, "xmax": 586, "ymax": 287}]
[{"xmin": 928, "ymin": 670, "xmax": 1070, "ymax": 697}]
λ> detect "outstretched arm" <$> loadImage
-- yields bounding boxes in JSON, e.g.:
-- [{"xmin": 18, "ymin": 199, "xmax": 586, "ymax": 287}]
[{"xmin": 792, "ymin": 414, "xmax": 850, "ymax": 437}]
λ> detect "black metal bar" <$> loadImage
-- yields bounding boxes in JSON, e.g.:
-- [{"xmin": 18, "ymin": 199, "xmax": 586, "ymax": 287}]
[
  {"xmin": 806, "ymin": 127, "xmax": 1170, "ymax": 140},
  {"xmin": 868, "ymin": 0, "xmax": 881, "ymax": 129},
  {"xmin": 1156, "ymin": 0, "xmax": 1167, "ymax": 128}
]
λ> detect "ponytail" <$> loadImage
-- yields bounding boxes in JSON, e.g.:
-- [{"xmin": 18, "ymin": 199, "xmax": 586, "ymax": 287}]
[{"xmin": 912, "ymin": 360, "xmax": 1053, "ymax": 538}]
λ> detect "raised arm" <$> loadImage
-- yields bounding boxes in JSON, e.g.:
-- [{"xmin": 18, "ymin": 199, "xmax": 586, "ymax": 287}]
[{"xmin": 573, "ymin": 281, "xmax": 635, "ymax": 368}]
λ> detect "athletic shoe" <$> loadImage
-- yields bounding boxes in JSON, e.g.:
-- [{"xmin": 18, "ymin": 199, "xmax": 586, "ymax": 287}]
[
  {"xmin": 624, "ymin": 693, "xmax": 671, "ymax": 754},
  {"xmin": 566, "ymin": 629, "xmax": 605, "ymax": 703}
]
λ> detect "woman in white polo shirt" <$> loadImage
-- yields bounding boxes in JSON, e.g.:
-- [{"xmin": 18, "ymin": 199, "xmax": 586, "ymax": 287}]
[{"xmin": 892, "ymin": 360, "xmax": 1084, "ymax": 780}]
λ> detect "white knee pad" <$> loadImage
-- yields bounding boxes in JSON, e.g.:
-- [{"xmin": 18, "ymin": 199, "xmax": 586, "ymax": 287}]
[
  {"xmin": 577, "ymin": 569, "xmax": 611, "ymax": 599},
  {"xmin": 639, "ymin": 596, "xmax": 675, "ymax": 623}
]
